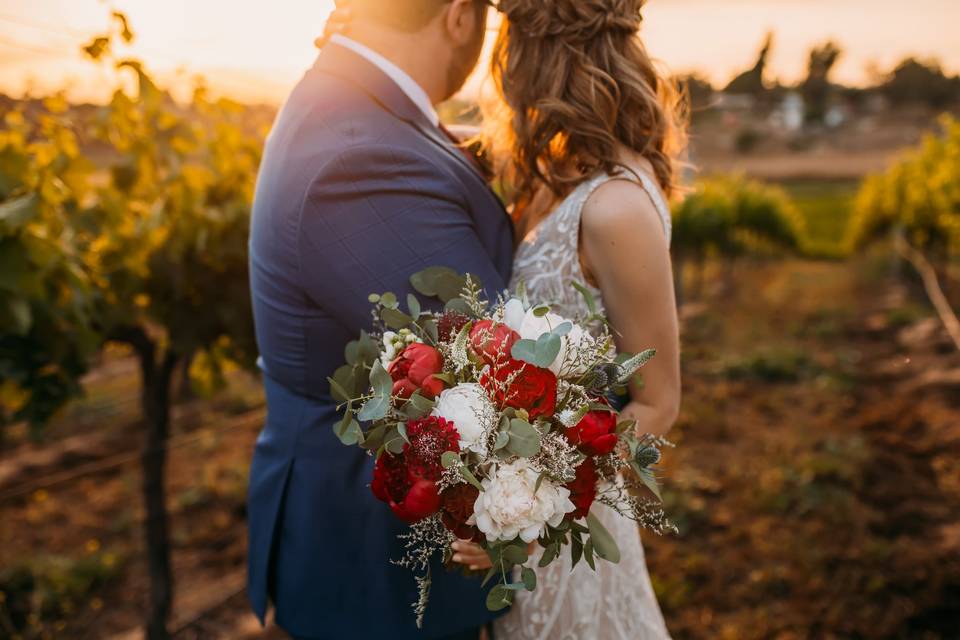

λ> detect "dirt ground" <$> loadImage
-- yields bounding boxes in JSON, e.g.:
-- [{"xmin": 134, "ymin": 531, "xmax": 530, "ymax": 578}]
[{"xmin": 2, "ymin": 253, "xmax": 959, "ymax": 639}]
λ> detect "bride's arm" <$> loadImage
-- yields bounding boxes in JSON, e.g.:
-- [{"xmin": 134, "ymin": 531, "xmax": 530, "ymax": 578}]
[{"xmin": 580, "ymin": 180, "xmax": 681, "ymax": 437}]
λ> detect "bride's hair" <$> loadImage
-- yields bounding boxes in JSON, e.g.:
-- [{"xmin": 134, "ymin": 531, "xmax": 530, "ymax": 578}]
[{"xmin": 483, "ymin": 0, "xmax": 687, "ymax": 210}]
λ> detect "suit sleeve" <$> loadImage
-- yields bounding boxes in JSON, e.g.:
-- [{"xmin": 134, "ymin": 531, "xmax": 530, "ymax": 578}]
[{"xmin": 297, "ymin": 143, "xmax": 508, "ymax": 330}]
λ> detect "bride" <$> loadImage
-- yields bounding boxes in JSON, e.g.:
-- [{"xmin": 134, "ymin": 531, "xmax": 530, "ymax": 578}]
[
  {"xmin": 481, "ymin": 1, "xmax": 684, "ymax": 638},
  {"xmin": 324, "ymin": 0, "xmax": 684, "ymax": 637}
]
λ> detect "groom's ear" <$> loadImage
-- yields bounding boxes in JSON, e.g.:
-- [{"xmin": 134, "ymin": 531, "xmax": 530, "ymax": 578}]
[{"xmin": 443, "ymin": 0, "xmax": 487, "ymax": 46}]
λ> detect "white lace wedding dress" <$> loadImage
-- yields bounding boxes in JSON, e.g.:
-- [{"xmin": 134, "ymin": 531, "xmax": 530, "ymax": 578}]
[{"xmin": 495, "ymin": 170, "xmax": 672, "ymax": 640}]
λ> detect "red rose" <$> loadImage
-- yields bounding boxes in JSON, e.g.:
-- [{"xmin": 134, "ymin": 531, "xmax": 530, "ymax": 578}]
[
  {"xmin": 370, "ymin": 416, "xmax": 461, "ymax": 523},
  {"xmin": 469, "ymin": 320, "xmax": 520, "ymax": 366},
  {"xmin": 388, "ymin": 343, "xmax": 446, "ymax": 400},
  {"xmin": 566, "ymin": 457, "xmax": 599, "ymax": 520},
  {"xmin": 482, "ymin": 358, "xmax": 557, "ymax": 419},
  {"xmin": 565, "ymin": 409, "xmax": 619, "ymax": 456},
  {"xmin": 440, "ymin": 484, "xmax": 481, "ymax": 541}
]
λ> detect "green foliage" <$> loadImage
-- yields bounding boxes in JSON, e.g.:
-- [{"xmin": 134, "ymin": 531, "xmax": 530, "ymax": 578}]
[
  {"xmin": 847, "ymin": 115, "xmax": 960, "ymax": 257},
  {"xmin": 0, "ymin": 105, "xmax": 99, "ymax": 431},
  {"xmin": 0, "ymin": 20, "xmax": 264, "ymax": 435},
  {"xmin": 0, "ymin": 551, "xmax": 124, "ymax": 634},
  {"xmin": 672, "ymin": 175, "xmax": 807, "ymax": 259}
]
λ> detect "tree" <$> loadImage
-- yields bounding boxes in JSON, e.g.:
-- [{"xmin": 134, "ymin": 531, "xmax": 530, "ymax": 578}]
[
  {"xmin": 672, "ymin": 176, "xmax": 806, "ymax": 303},
  {"xmin": 724, "ymin": 32, "xmax": 774, "ymax": 96},
  {"xmin": 847, "ymin": 116, "xmax": 960, "ymax": 350},
  {"xmin": 0, "ymin": 102, "xmax": 99, "ymax": 442},
  {"xmin": 802, "ymin": 41, "xmax": 843, "ymax": 125},
  {"xmin": 879, "ymin": 57, "xmax": 960, "ymax": 108},
  {"xmin": 0, "ymin": 13, "xmax": 261, "ymax": 638}
]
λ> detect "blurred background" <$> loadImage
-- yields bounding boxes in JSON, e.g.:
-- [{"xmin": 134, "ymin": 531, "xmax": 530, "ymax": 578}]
[{"xmin": 1, "ymin": 1, "xmax": 959, "ymax": 638}]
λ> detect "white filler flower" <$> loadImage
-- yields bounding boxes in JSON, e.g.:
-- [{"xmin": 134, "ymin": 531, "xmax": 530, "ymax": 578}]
[
  {"xmin": 472, "ymin": 459, "xmax": 575, "ymax": 543},
  {"xmin": 431, "ymin": 383, "xmax": 496, "ymax": 456}
]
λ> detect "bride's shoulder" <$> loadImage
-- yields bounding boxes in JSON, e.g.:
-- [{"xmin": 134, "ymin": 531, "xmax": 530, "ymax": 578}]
[{"xmin": 580, "ymin": 166, "xmax": 668, "ymax": 244}]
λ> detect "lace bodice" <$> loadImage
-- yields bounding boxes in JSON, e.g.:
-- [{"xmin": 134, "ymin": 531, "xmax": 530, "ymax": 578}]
[
  {"xmin": 497, "ymin": 170, "xmax": 672, "ymax": 640},
  {"xmin": 510, "ymin": 169, "xmax": 672, "ymax": 320}
]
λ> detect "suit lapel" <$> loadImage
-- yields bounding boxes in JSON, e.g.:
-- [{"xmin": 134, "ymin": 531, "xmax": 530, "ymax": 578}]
[{"xmin": 313, "ymin": 43, "xmax": 509, "ymax": 218}]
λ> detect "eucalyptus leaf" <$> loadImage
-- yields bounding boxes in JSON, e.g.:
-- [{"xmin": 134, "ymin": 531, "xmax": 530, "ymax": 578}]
[
  {"xmin": 538, "ymin": 543, "xmax": 560, "ymax": 568},
  {"xmin": 521, "ymin": 567, "xmax": 537, "ymax": 591},
  {"xmin": 403, "ymin": 392, "xmax": 435, "ymax": 419},
  {"xmin": 384, "ymin": 434, "xmax": 406, "ymax": 454},
  {"xmin": 635, "ymin": 465, "xmax": 663, "ymax": 500},
  {"xmin": 381, "ymin": 307, "xmax": 414, "ymax": 329},
  {"xmin": 441, "ymin": 451, "xmax": 461, "ymax": 469},
  {"xmin": 407, "ymin": 293, "xmax": 421, "ymax": 319},
  {"xmin": 502, "ymin": 544, "xmax": 528, "ymax": 565},
  {"xmin": 507, "ymin": 419, "xmax": 542, "ymax": 457},
  {"xmin": 370, "ymin": 360, "xmax": 393, "ymax": 398},
  {"xmin": 510, "ymin": 339, "xmax": 538, "ymax": 366},
  {"xmin": 493, "ymin": 430, "xmax": 510, "ymax": 451},
  {"xmin": 570, "ymin": 535, "xmax": 584, "ymax": 568},
  {"xmin": 586, "ymin": 512, "xmax": 621, "ymax": 563},
  {"xmin": 459, "ymin": 464, "xmax": 484, "ymax": 491},
  {"xmin": 445, "ymin": 297, "xmax": 472, "ymax": 315},
  {"xmin": 552, "ymin": 321, "xmax": 573, "ymax": 337},
  {"xmin": 358, "ymin": 395, "xmax": 390, "ymax": 422},
  {"xmin": 534, "ymin": 333, "xmax": 562, "ymax": 367},
  {"xmin": 410, "ymin": 266, "xmax": 465, "ymax": 302},
  {"xmin": 571, "ymin": 281, "xmax": 597, "ymax": 315},
  {"xmin": 356, "ymin": 331, "xmax": 381, "ymax": 366},
  {"xmin": 583, "ymin": 538, "xmax": 597, "ymax": 570},
  {"xmin": 485, "ymin": 585, "xmax": 514, "ymax": 612},
  {"xmin": 379, "ymin": 291, "xmax": 399, "ymax": 309},
  {"xmin": 327, "ymin": 374, "xmax": 353, "ymax": 404}
]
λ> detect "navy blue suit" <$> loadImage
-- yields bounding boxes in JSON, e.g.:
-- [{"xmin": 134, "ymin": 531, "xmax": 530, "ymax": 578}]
[{"xmin": 246, "ymin": 42, "xmax": 514, "ymax": 639}]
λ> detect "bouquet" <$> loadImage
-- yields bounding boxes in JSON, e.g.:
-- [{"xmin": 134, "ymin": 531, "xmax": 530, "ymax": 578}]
[{"xmin": 329, "ymin": 267, "xmax": 672, "ymax": 626}]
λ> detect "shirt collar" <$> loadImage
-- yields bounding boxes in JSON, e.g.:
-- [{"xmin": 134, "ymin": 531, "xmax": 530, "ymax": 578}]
[{"xmin": 329, "ymin": 34, "xmax": 439, "ymax": 127}]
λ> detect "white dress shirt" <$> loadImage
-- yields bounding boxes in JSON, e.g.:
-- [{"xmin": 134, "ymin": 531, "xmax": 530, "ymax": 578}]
[{"xmin": 329, "ymin": 34, "xmax": 440, "ymax": 127}]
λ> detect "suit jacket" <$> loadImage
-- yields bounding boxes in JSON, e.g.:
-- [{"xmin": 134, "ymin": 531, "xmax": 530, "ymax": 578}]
[{"xmin": 246, "ymin": 42, "xmax": 514, "ymax": 639}]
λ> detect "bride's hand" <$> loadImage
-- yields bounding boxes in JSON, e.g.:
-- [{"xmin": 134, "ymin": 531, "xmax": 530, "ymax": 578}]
[
  {"xmin": 314, "ymin": 1, "xmax": 353, "ymax": 49},
  {"xmin": 451, "ymin": 540, "xmax": 539, "ymax": 571},
  {"xmin": 451, "ymin": 540, "xmax": 492, "ymax": 571}
]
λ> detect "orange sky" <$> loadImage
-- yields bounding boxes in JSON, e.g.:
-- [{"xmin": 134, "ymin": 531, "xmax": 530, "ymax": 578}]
[{"xmin": 0, "ymin": 0, "xmax": 956, "ymax": 104}]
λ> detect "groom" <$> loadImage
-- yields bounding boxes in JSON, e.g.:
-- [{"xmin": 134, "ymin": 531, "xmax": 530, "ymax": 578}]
[{"xmin": 246, "ymin": 1, "xmax": 513, "ymax": 638}]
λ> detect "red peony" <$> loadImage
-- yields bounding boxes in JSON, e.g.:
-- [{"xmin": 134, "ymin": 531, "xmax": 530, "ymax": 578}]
[
  {"xmin": 440, "ymin": 483, "xmax": 481, "ymax": 541},
  {"xmin": 565, "ymin": 409, "xmax": 619, "ymax": 456},
  {"xmin": 370, "ymin": 416, "xmax": 461, "ymax": 523},
  {"xmin": 482, "ymin": 358, "xmax": 557, "ymax": 419},
  {"xmin": 469, "ymin": 320, "xmax": 520, "ymax": 366},
  {"xmin": 388, "ymin": 343, "xmax": 446, "ymax": 400},
  {"xmin": 566, "ymin": 457, "xmax": 599, "ymax": 520}
]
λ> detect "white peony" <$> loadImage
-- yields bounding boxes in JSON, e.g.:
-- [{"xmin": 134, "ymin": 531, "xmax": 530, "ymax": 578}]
[
  {"xmin": 517, "ymin": 309, "xmax": 591, "ymax": 376},
  {"xmin": 501, "ymin": 298, "xmax": 526, "ymax": 334},
  {"xmin": 472, "ymin": 459, "xmax": 575, "ymax": 543},
  {"xmin": 431, "ymin": 383, "xmax": 496, "ymax": 457}
]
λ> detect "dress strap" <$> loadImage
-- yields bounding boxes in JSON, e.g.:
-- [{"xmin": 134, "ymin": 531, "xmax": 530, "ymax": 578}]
[{"xmin": 575, "ymin": 169, "xmax": 672, "ymax": 247}]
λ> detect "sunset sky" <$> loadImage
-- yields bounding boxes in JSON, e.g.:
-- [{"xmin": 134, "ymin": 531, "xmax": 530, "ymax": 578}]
[{"xmin": 0, "ymin": 0, "xmax": 956, "ymax": 105}]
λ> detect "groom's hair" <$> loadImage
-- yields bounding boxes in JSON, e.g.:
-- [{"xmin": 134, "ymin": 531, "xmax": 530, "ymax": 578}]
[{"xmin": 353, "ymin": 0, "xmax": 450, "ymax": 31}]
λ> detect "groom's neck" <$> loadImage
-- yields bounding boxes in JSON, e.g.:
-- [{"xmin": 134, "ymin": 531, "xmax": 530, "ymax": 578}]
[{"xmin": 343, "ymin": 22, "xmax": 448, "ymax": 105}]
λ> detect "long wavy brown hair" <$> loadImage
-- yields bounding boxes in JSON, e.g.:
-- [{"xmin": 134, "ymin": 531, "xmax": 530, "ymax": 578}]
[{"xmin": 484, "ymin": 0, "xmax": 687, "ymax": 226}]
